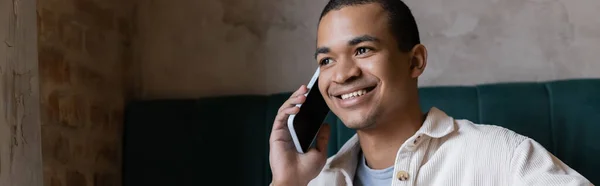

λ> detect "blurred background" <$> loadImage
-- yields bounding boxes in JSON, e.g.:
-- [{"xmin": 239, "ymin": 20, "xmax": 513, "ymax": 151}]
[{"xmin": 1, "ymin": 0, "xmax": 599, "ymax": 185}]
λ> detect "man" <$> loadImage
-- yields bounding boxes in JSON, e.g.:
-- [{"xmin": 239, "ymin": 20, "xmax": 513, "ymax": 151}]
[{"xmin": 269, "ymin": 0, "xmax": 593, "ymax": 185}]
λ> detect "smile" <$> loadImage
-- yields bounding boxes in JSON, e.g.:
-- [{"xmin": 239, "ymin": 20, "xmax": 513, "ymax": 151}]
[
  {"xmin": 332, "ymin": 85, "xmax": 377, "ymax": 109},
  {"xmin": 337, "ymin": 86, "xmax": 376, "ymax": 100}
]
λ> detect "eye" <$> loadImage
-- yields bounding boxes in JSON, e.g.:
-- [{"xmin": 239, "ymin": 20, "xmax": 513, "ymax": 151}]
[
  {"xmin": 319, "ymin": 58, "xmax": 333, "ymax": 66},
  {"xmin": 356, "ymin": 47, "xmax": 371, "ymax": 55}
]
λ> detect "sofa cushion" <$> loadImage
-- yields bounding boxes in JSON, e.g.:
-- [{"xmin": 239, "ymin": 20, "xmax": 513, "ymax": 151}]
[
  {"xmin": 123, "ymin": 79, "xmax": 600, "ymax": 185},
  {"xmin": 123, "ymin": 100, "xmax": 200, "ymax": 186},
  {"xmin": 418, "ymin": 86, "xmax": 481, "ymax": 122},
  {"xmin": 193, "ymin": 96, "xmax": 268, "ymax": 186},
  {"xmin": 476, "ymin": 83, "xmax": 553, "ymax": 151},
  {"xmin": 547, "ymin": 79, "xmax": 600, "ymax": 183},
  {"xmin": 124, "ymin": 96, "xmax": 269, "ymax": 186}
]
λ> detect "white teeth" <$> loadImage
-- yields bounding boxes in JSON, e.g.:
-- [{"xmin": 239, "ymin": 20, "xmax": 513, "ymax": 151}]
[{"xmin": 341, "ymin": 89, "xmax": 368, "ymax": 100}]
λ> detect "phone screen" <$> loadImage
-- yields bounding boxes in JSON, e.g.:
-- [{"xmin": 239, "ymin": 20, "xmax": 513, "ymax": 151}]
[{"xmin": 292, "ymin": 80, "xmax": 331, "ymax": 153}]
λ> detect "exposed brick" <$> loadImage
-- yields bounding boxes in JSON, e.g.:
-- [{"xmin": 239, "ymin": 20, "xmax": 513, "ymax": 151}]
[
  {"xmin": 43, "ymin": 90, "xmax": 62, "ymax": 126},
  {"xmin": 89, "ymin": 101, "xmax": 123, "ymax": 132},
  {"xmin": 94, "ymin": 172, "xmax": 119, "ymax": 186},
  {"xmin": 89, "ymin": 104, "xmax": 110, "ymax": 130},
  {"xmin": 71, "ymin": 142, "xmax": 85, "ymax": 163},
  {"xmin": 72, "ymin": 64, "xmax": 105, "ymax": 90},
  {"xmin": 109, "ymin": 108, "xmax": 124, "ymax": 132},
  {"xmin": 58, "ymin": 14, "xmax": 85, "ymax": 51},
  {"xmin": 122, "ymin": 45, "xmax": 134, "ymax": 99},
  {"xmin": 39, "ymin": 46, "xmax": 70, "ymax": 84},
  {"xmin": 38, "ymin": 9, "xmax": 59, "ymax": 44},
  {"xmin": 50, "ymin": 175, "xmax": 62, "ymax": 186},
  {"xmin": 44, "ymin": 165, "xmax": 63, "ymax": 186},
  {"xmin": 95, "ymin": 142, "xmax": 118, "ymax": 167},
  {"xmin": 39, "ymin": 0, "xmax": 131, "ymax": 185},
  {"xmin": 84, "ymin": 28, "xmax": 111, "ymax": 58},
  {"xmin": 117, "ymin": 17, "xmax": 132, "ymax": 40},
  {"xmin": 74, "ymin": 0, "xmax": 114, "ymax": 30},
  {"xmin": 53, "ymin": 134, "xmax": 70, "ymax": 164},
  {"xmin": 58, "ymin": 94, "xmax": 86, "ymax": 128},
  {"xmin": 66, "ymin": 170, "xmax": 86, "ymax": 186},
  {"xmin": 41, "ymin": 127, "xmax": 53, "ymax": 160}
]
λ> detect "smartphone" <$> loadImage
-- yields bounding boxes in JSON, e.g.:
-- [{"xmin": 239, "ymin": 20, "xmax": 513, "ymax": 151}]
[{"xmin": 288, "ymin": 67, "xmax": 331, "ymax": 154}]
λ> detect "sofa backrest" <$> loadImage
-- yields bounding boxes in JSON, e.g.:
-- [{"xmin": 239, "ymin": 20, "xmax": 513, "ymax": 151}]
[{"xmin": 123, "ymin": 79, "xmax": 600, "ymax": 185}]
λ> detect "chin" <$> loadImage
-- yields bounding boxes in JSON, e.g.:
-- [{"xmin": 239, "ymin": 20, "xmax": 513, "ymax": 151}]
[
  {"xmin": 344, "ymin": 121, "xmax": 374, "ymax": 130},
  {"xmin": 339, "ymin": 109, "xmax": 380, "ymax": 130}
]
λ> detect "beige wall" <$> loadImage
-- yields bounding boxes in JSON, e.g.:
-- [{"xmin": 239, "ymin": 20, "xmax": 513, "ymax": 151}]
[
  {"xmin": 0, "ymin": 0, "xmax": 44, "ymax": 185},
  {"xmin": 137, "ymin": 0, "xmax": 600, "ymax": 99}
]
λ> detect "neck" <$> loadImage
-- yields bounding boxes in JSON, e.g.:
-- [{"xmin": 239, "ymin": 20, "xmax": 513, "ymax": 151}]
[{"xmin": 356, "ymin": 105, "xmax": 424, "ymax": 169}]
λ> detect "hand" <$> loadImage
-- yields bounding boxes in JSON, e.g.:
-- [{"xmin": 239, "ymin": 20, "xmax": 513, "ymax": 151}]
[{"xmin": 269, "ymin": 85, "xmax": 331, "ymax": 186}]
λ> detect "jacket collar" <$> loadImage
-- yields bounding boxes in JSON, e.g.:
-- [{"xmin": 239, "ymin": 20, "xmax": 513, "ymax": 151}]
[
  {"xmin": 417, "ymin": 107, "xmax": 456, "ymax": 139},
  {"xmin": 323, "ymin": 107, "xmax": 456, "ymax": 175}
]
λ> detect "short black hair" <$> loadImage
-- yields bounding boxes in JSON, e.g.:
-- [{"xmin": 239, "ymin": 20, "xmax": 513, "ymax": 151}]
[{"xmin": 319, "ymin": 0, "xmax": 420, "ymax": 52}]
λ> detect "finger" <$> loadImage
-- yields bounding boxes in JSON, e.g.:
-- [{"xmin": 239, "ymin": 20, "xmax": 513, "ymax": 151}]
[
  {"xmin": 274, "ymin": 106, "xmax": 300, "ymax": 125},
  {"xmin": 278, "ymin": 85, "xmax": 307, "ymax": 112},
  {"xmin": 277, "ymin": 94, "xmax": 306, "ymax": 113},
  {"xmin": 270, "ymin": 106, "xmax": 302, "ymax": 144},
  {"xmin": 291, "ymin": 85, "xmax": 308, "ymax": 97},
  {"xmin": 286, "ymin": 95, "xmax": 306, "ymax": 107},
  {"xmin": 270, "ymin": 125, "xmax": 291, "ymax": 144},
  {"xmin": 314, "ymin": 123, "xmax": 331, "ymax": 154},
  {"xmin": 270, "ymin": 119, "xmax": 293, "ymax": 144},
  {"xmin": 277, "ymin": 85, "xmax": 308, "ymax": 112}
]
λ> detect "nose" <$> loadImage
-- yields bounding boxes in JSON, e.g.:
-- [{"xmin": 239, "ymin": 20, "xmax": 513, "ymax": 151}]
[{"xmin": 331, "ymin": 58, "xmax": 361, "ymax": 84}]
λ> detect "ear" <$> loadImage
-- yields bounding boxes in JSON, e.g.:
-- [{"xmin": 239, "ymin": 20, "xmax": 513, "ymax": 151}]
[{"xmin": 409, "ymin": 44, "xmax": 427, "ymax": 78}]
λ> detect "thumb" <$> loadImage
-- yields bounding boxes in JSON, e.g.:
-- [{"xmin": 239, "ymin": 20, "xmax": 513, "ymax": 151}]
[{"xmin": 314, "ymin": 123, "xmax": 331, "ymax": 154}]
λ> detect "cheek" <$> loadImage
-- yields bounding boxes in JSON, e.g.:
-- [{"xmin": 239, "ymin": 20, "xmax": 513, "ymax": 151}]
[
  {"xmin": 364, "ymin": 54, "xmax": 411, "ymax": 97},
  {"xmin": 318, "ymin": 75, "xmax": 333, "ymax": 102},
  {"xmin": 359, "ymin": 53, "xmax": 398, "ymax": 81},
  {"xmin": 382, "ymin": 54, "xmax": 410, "ymax": 81},
  {"xmin": 318, "ymin": 79, "xmax": 326, "ymax": 97}
]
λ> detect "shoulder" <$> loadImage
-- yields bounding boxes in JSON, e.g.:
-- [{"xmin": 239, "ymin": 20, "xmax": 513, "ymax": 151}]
[
  {"xmin": 450, "ymin": 119, "xmax": 529, "ymax": 152},
  {"xmin": 455, "ymin": 119, "xmax": 525, "ymax": 137},
  {"xmin": 450, "ymin": 120, "xmax": 592, "ymax": 184}
]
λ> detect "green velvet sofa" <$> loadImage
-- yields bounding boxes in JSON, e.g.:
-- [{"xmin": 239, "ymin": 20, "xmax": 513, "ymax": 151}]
[{"xmin": 123, "ymin": 79, "xmax": 599, "ymax": 185}]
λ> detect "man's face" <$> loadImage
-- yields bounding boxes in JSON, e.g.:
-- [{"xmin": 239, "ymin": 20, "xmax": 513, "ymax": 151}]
[{"xmin": 316, "ymin": 3, "xmax": 419, "ymax": 129}]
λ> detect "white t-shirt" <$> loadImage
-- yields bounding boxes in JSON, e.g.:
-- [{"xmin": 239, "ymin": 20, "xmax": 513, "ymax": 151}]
[{"xmin": 353, "ymin": 151, "xmax": 394, "ymax": 186}]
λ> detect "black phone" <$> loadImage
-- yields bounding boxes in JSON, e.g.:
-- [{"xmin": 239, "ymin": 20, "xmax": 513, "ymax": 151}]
[{"xmin": 287, "ymin": 68, "xmax": 331, "ymax": 153}]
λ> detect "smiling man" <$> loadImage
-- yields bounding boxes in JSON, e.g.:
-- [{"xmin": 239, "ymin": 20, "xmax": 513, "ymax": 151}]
[{"xmin": 268, "ymin": 0, "xmax": 592, "ymax": 186}]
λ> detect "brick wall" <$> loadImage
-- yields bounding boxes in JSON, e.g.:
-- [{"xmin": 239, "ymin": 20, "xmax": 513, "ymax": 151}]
[{"xmin": 37, "ymin": 0, "xmax": 135, "ymax": 185}]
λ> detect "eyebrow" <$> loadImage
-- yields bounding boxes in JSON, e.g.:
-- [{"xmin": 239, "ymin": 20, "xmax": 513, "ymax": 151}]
[
  {"xmin": 348, "ymin": 35, "xmax": 380, "ymax": 46},
  {"xmin": 314, "ymin": 47, "xmax": 330, "ymax": 59},
  {"xmin": 314, "ymin": 35, "xmax": 380, "ymax": 59}
]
